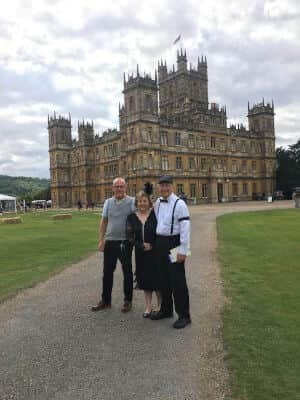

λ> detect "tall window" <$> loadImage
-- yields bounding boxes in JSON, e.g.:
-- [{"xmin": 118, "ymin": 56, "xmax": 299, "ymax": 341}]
[
  {"xmin": 242, "ymin": 160, "xmax": 247, "ymax": 173},
  {"xmin": 231, "ymin": 140, "xmax": 237, "ymax": 152},
  {"xmin": 201, "ymin": 158, "xmax": 206, "ymax": 170},
  {"xmin": 175, "ymin": 132, "xmax": 181, "ymax": 145},
  {"xmin": 232, "ymin": 160, "xmax": 238, "ymax": 173},
  {"xmin": 177, "ymin": 184, "xmax": 184, "ymax": 194},
  {"xmin": 243, "ymin": 183, "xmax": 248, "ymax": 194},
  {"xmin": 241, "ymin": 141, "xmax": 246, "ymax": 152},
  {"xmin": 220, "ymin": 139, "xmax": 226, "ymax": 151},
  {"xmin": 211, "ymin": 137, "xmax": 216, "ymax": 149},
  {"xmin": 129, "ymin": 96, "xmax": 135, "ymax": 112},
  {"xmin": 232, "ymin": 183, "xmax": 238, "ymax": 196},
  {"xmin": 148, "ymin": 154, "xmax": 154, "ymax": 169},
  {"xmin": 160, "ymin": 132, "xmax": 168, "ymax": 145},
  {"xmin": 188, "ymin": 134, "xmax": 195, "ymax": 147},
  {"xmin": 202, "ymin": 184, "xmax": 208, "ymax": 197},
  {"xmin": 189, "ymin": 157, "xmax": 195, "ymax": 169},
  {"xmin": 212, "ymin": 159, "xmax": 217, "ymax": 171},
  {"xmin": 147, "ymin": 127, "xmax": 153, "ymax": 142},
  {"xmin": 190, "ymin": 183, "xmax": 196, "ymax": 197},
  {"xmin": 162, "ymin": 156, "xmax": 169, "ymax": 170},
  {"xmin": 176, "ymin": 157, "xmax": 182, "ymax": 169},
  {"xmin": 252, "ymin": 161, "xmax": 256, "ymax": 173},
  {"xmin": 252, "ymin": 182, "xmax": 257, "ymax": 194},
  {"xmin": 145, "ymin": 95, "xmax": 153, "ymax": 113},
  {"xmin": 221, "ymin": 159, "xmax": 227, "ymax": 171}
]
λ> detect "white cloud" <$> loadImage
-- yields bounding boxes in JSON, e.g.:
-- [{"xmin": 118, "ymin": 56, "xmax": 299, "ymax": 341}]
[{"xmin": 0, "ymin": 0, "xmax": 299, "ymax": 178}]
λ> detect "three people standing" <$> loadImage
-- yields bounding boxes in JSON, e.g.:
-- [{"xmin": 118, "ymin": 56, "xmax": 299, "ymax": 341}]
[{"xmin": 92, "ymin": 176, "xmax": 191, "ymax": 329}]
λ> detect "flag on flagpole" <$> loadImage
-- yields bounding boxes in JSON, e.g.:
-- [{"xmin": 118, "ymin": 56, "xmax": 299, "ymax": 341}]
[{"xmin": 173, "ymin": 34, "xmax": 181, "ymax": 45}]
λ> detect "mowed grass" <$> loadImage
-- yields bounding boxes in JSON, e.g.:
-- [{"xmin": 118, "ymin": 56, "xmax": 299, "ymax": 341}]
[
  {"xmin": 217, "ymin": 209, "xmax": 300, "ymax": 400},
  {"xmin": 0, "ymin": 211, "xmax": 99, "ymax": 302}
]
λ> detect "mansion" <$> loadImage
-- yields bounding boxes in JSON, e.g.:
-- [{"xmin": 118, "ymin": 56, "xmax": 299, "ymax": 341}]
[{"xmin": 48, "ymin": 49, "xmax": 276, "ymax": 207}]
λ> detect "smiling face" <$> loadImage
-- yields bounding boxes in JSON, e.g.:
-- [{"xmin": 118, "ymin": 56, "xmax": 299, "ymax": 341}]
[
  {"xmin": 137, "ymin": 195, "xmax": 151, "ymax": 213},
  {"xmin": 112, "ymin": 178, "xmax": 126, "ymax": 200},
  {"xmin": 158, "ymin": 182, "xmax": 173, "ymax": 199}
]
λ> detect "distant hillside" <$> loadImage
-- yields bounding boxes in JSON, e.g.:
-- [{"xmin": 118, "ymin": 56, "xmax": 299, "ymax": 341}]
[{"xmin": 0, "ymin": 175, "xmax": 50, "ymax": 197}]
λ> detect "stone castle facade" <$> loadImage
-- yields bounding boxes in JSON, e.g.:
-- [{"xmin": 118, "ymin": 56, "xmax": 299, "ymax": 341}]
[{"xmin": 48, "ymin": 49, "xmax": 276, "ymax": 207}]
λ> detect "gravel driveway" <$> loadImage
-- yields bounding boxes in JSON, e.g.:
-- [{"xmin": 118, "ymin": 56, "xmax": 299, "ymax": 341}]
[{"xmin": 0, "ymin": 201, "xmax": 292, "ymax": 400}]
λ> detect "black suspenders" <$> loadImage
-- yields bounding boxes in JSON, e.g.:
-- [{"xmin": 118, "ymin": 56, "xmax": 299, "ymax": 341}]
[
  {"xmin": 170, "ymin": 199, "xmax": 180, "ymax": 234},
  {"xmin": 157, "ymin": 198, "xmax": 180, "ymax": 235}
]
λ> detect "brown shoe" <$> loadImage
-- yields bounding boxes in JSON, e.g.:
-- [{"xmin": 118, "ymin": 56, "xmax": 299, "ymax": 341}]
[
  {"xmin": 91, "ymin": 301, "xmax": 111, "ymax": 312},
  {"xmin": 121, "ymin": 301, "xmax": 132, "ymax": 313}
]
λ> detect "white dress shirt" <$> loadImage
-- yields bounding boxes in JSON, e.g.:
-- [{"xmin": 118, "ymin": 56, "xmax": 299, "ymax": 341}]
[{"xmin": 154, "ymin": 192, "xmax": 190, "ymax": 256}]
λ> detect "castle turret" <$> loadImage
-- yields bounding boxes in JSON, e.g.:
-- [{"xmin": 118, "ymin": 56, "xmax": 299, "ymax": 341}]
[
  {"xmin": 48, "ymin": 113, "xmax": 72, "ymax": 208},
  {"xmin": 78, "ymin": 120, "xmax": 95, "ymax": 145},
  {"xmin": 248, "ymin": 99, "xmax": 275, "ymax": 137},
  {"xmin": 177, "ymin": 48, "xmax": 187, "ymax": 72},
  {"xmin": 122, "ymin": 67, "xmax": 158, "ymax": 125}
]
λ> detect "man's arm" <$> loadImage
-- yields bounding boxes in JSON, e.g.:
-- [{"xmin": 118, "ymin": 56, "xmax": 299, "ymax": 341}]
[
  {"xmin": 98, "ymin": 200, "xmax": 109, "ymax": 252},
  {"xmin": 98, "ymin": 217, "xmax": 108, "ymax": 252},
  {"xmin": 177, "ymin": 201, "xmax": 190, "ymax": 262}
]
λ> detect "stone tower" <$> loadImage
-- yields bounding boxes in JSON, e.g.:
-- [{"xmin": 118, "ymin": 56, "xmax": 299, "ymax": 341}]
[
  {"xmin": 247, "ymin": 99, "xmax": 275, "ymax": 137},
  {"xmin": 121, "ymin": 65, "xmax": 158, "ymax": 126},
  {"xmin": 158, "ymin": 49, "xmax": 208, "ymax": 117},
  {"xmin": 78, "ymin": 120, "xmax": 95, "ymax": 145},
  {"xmin": 48, "ymin": 113, "xmax": 72, "ymax": 208},
  {"xmin": 248, "ymin": 99, "xmax": 276, "ymax": 195}
]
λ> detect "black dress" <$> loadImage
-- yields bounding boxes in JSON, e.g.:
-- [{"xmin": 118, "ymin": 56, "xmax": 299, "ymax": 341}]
[{"xmin": 126, "ymin": 210, "xmax": 160, "ymax": 291}]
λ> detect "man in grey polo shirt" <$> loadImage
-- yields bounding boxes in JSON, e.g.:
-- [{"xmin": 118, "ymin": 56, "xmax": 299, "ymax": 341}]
[{"xmin": 91, "ymin": 178, "xmax": 135, "ymax": 313}]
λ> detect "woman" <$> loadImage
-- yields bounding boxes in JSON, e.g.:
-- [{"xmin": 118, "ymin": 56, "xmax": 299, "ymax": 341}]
[{"xmin": 126, "ymin": 190, "xmax": 161, "ymax": 317}]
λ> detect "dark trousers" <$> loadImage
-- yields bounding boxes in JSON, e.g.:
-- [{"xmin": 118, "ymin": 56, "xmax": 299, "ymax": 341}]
[
  {"xmin": 156, "ymin": 236, "xmax": 190, "ymax": 319},
  {"xmin": 101, "ymin": 240, "xmax": 133, "ymax": 304}
]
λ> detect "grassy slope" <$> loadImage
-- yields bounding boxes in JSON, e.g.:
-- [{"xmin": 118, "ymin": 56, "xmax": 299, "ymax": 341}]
[
  {"xmin": 0, "ymin": 211, "xmax": 99, "ymax": 302},
  {"xmin": 217, "ymin": 209, "xmax": 300, "ymax": 400}
]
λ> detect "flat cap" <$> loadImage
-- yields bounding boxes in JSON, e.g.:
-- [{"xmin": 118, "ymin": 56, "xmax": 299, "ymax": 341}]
[{"xmin": 158, "ymin": 175, "xmax": 173, "ymax": 184}]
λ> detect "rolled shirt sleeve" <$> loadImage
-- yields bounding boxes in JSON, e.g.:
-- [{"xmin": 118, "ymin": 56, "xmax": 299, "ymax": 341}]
[{"xmin": 177, "ymin": 201, "xmax": 190, "ymax": 256}]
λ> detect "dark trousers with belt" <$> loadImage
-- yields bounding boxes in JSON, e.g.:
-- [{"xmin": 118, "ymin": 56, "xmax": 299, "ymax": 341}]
[
  {"xmin": 156, "ymin": 235, "xmax": 190, "ymax": 319},
  {"xmin": 101, "ymin": 240, "xmax": 133, "ymax": 304}
]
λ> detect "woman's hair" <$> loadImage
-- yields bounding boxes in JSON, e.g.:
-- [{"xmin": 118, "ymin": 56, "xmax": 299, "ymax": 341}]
[{"xmin": 135, "ymin": 190, "xmax": 152, "ymax": 208}]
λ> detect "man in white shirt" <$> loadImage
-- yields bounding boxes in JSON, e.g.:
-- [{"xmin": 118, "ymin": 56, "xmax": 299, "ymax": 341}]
[{"xmin": 150, "ymin": 175, "xmax": 191, "ymax": 329}]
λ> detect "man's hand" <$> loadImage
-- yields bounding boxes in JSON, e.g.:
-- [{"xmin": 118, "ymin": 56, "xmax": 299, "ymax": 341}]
[
  {"xmin": 98, "ymin": 239, "xmax": 105, "ymax": 252},
  {"xmin": 143, "ymin": 242, "xmax": 152, "ymax": 251},
  {"xmin": 176, "ymin": 253, "xmax": 186, "ymax": 263}
]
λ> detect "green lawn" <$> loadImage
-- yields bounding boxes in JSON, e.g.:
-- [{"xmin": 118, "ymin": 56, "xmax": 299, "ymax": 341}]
[
  {"xmin": 0, "ymin": 211, "xmax": 99, "ymax": 302},
  {"xmin": 217, "ymin": 209, "xmax": 300, "ymax": 400}
]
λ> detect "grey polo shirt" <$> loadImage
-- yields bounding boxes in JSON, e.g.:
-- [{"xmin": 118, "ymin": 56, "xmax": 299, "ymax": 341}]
[{"xmin": 102, "ymin": 196, "xmax": 135, "ymax": 241}]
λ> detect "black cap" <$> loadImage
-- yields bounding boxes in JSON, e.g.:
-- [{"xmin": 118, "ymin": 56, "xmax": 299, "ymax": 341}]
[{"xmin": 158, "ymin": 175, "xmax": 173, "ymax": 184}]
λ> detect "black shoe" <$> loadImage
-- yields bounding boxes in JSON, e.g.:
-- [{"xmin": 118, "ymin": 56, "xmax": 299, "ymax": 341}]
[
  {"xmin": 121, "ymin": 301, "xmax": 132, "ymax": 313},
  {"xmin": 91, "ymin": 301, "xmax": 111, "ymax": 312},
  {"xmin": 173, "ymin": 317, "xmax": 191, "ymax": 329},
  {"xmin": 143, "ymin": 311, "xmax": 152, "ymax": 318},
  {"xmin": 150, "ymin": 310, "xmax": 173, "ymax": 320}
]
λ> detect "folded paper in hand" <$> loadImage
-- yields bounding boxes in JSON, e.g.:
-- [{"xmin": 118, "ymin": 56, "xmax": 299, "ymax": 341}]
[{"xmin": 169, "ymin": 246, "xmax": 191, "ymax": 263}]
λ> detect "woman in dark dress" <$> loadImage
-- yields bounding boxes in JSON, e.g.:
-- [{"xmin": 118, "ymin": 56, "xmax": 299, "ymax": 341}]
[{"xmin": 126, "ymin": 190, "xmax": 161, "ymax": 317}]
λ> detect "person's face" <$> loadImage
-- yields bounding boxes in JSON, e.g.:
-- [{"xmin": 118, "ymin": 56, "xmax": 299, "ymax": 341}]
[
  {"xmin": 113, "ymin": 180, "xmax": 126, "ymax": 199},
  {"xmin": 159, "ymin": 183, "xmax": 173, "ymax": 198},
  {"xmin": 137, "ymin": 196, "xmax": 150, "ymax": 212}
]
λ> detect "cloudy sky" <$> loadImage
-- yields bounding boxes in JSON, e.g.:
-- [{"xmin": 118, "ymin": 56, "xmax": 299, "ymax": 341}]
[{"xmin": 0, "ymin": 0, "xmax": 299, "ymax": 178}]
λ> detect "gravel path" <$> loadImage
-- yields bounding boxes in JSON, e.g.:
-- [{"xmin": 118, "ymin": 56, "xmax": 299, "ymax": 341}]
[{"xmin": 0, "ymin": 201, "xmax": 292, "ymax": 400}]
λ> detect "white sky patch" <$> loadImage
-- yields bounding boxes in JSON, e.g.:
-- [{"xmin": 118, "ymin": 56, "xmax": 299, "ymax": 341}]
[{"xmin": 0, "ymin": 0, "xmax": 299, "ymax": 178}]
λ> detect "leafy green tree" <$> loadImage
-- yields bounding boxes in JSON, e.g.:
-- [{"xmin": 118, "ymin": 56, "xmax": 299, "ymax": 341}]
[{"xmin": 276, "ymin": 139, "xmax": 300, "ymax": 198}]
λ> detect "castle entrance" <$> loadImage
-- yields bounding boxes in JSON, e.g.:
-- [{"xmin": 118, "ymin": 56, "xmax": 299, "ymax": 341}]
[{"xmin": 217, "ymin": 183, "xmax": 223, "ymax": 202}]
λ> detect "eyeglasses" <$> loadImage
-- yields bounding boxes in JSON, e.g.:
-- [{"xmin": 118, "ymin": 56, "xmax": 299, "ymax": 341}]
[{"xmin": 114, "ymin": 185, "xmax": 125, "ymax": 189}]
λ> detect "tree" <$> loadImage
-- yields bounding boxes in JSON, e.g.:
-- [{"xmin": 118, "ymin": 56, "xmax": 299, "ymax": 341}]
[{"xmin": 276, "ymin": 139, "xmax": 300, "ymax": 198}]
